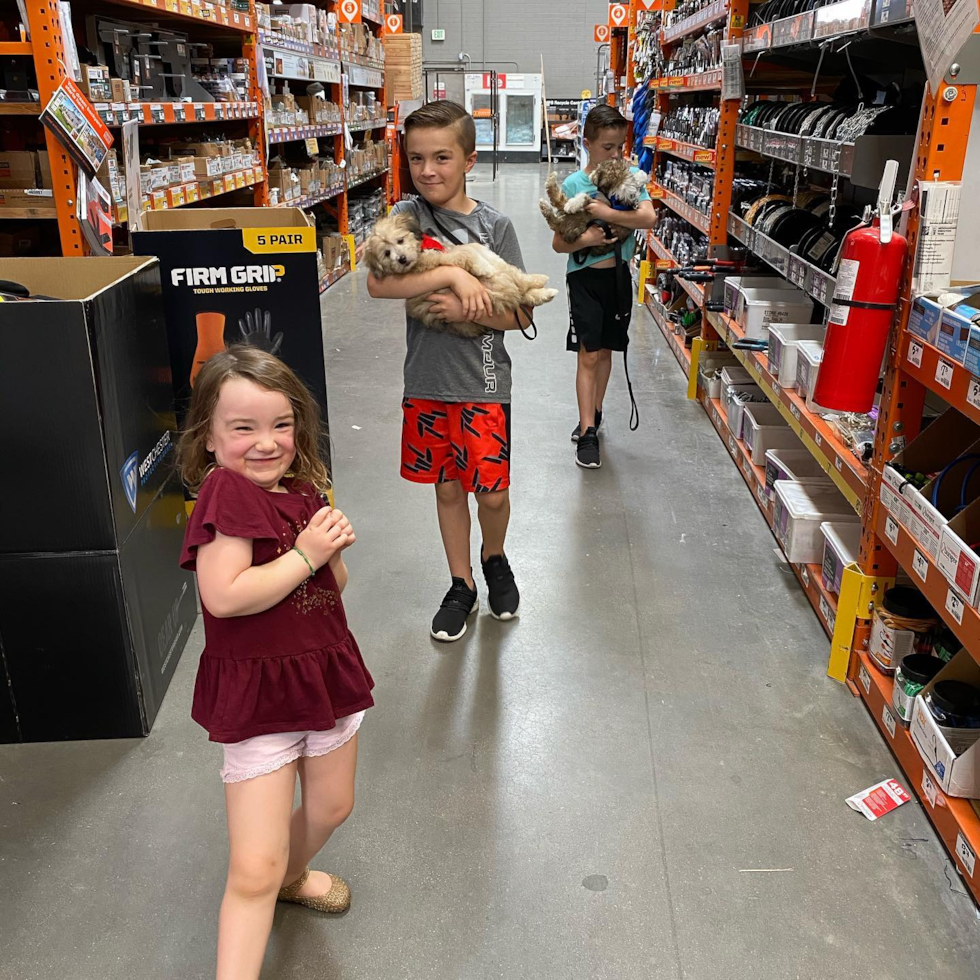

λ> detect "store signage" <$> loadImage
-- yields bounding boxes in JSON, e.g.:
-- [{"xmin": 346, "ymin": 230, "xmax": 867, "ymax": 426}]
[
  {"xmin": 385, "ymin": 13, "xmax": 403, "ymax": 34},
  {"xmin": 608, "ymin": 4, "xmax": 628, "ymax": 28},
  {"xmin": 482, "ymin": 72, "xmax": 506, "ymax": 89},
  {"xmin": 594, "ymin": 24, "xmax": 610, "ymax": 42},
  {"xmin": 338, "ymin": 0, "xmax": 361, "ymax": 24}
]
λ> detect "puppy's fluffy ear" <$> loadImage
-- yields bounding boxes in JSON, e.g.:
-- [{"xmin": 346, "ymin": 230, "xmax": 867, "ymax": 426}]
[
  {"xmin": 634, "ymin": 171, "xmax": 649, "ymax": 185},
  {"xmin": 399, "ymin": 211, "xmax": 423, "ymax": 240}
]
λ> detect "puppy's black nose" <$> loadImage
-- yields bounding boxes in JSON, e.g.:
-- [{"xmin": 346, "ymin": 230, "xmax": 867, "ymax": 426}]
[{"xmin": 398, "ymin": 256, "xmax": 408, "ymax": 265}]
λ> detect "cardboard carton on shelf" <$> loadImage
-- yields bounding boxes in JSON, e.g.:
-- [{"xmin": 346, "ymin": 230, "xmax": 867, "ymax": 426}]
[
  {"xmin": 880, "ymin": 409, "xmax": 980, "ymax": 560},
  {"xmin": 910, "ymin": 649, "xmax": 980, "ymax": 797},
  {"xmin": 0, "ymin": 150, "xmax": 38, "ymax": 189}
]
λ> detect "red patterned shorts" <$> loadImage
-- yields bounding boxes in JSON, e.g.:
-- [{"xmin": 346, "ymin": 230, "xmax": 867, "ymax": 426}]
[{"xmin": 401, "ymin": 398, "xmax": 511, "ymax": 493}]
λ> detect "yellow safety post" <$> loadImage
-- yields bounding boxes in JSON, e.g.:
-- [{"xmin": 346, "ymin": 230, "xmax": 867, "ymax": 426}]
[
  {"xmin": 637, "ymin": 259, "xmax": 652, "ymax": 305},
  {"xmin": 827, "ymin": 565, "xmax": 894, "ymax": 682}
]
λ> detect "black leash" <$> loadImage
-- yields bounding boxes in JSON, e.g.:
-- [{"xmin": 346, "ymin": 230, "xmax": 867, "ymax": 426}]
[
  {"xmin": 575, "ymin": 218, "xmax": 640, "ymax": 431},
  {"xmin": 423, "ymin": 200, "xmax": 537, "ymax": 341}
]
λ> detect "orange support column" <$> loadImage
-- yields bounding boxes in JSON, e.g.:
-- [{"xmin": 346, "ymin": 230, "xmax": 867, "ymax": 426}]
[{"xmin": 25, "ymin": 0, "xmax": 83, "ymax": 255}]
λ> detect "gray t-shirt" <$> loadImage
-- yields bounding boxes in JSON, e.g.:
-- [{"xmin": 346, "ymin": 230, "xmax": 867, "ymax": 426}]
[{"xmin": 391, "ymin": 198, "xmax": 524, "ymax": 404}]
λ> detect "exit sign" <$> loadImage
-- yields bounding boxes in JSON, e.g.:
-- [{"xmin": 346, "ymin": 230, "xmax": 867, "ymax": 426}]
[{"xmin": 431, "ymin": 28, "xmax": 446, "ymax": 41}]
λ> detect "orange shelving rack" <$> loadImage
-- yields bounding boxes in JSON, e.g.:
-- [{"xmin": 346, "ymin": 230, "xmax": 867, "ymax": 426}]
[
  {"xmin": 1, "ymin": 1, "xmax": 389, "ymax": 291},
  {"xmin": 621, "ymin": 1, "xmax": 980, "ymax": 903}
]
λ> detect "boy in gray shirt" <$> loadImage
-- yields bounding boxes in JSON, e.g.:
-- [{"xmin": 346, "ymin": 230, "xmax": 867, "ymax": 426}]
[{"xmin": 367, "ymin": 101, "xmax": 532, "ymax": 642}]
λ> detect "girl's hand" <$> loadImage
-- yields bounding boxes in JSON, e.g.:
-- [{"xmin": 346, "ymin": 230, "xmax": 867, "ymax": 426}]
[
  {"xmin": 449, "ymin": 268, "xmax": 493, "ymax": 321},
  {"xmin": 295, "ymin": 507, "xmax": 351, "ymax": 568},
  {"xmin": 330, "ymin": 511, "xmax": 356, "ymax": 554}
]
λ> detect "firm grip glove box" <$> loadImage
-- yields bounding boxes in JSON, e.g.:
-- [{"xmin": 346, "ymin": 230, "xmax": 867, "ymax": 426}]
[
  {"xmin": 0, "ymin": 257, "xmax": 195, "ymax": 741},
  {"xmin": 131, "ymin": 207, "xmax": 331, "ymax": 471}
]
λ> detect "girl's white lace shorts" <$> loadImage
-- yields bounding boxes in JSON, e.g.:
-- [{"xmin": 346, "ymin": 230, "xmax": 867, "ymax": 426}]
[{"xmin": 220, "ymin": 711, "xmax": 365, "ymax": 783}]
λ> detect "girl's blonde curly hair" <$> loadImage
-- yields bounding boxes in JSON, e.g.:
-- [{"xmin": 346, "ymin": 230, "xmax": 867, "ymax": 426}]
[{"xmin": 176, "ymin": 345, "xmax": 331, "ymax": 497}]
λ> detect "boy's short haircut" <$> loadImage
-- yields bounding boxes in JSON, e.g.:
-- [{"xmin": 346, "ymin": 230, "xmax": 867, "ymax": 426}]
[
  {"xmin": 584, "ymin": 104, "xmax": 628, "ymax": 141},
  {"xmin": 403, "ymin": 100, "xmax": 477, "ymax": 156}
]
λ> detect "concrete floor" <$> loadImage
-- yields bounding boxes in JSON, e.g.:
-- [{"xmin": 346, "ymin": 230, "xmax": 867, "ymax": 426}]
[{"xmin": 3, "ymin": 164, "xmax": 980, "ymax": 979}]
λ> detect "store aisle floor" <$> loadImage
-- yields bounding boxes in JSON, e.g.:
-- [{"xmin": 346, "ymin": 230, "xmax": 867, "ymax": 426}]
[{"xmin": 3, "ymin": 165, "xmax": 980, "ymax": 980}]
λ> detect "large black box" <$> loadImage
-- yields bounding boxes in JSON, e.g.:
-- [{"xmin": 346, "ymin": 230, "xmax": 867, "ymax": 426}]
[
  {"xmin": 0, "ymin": 257, "xmax": 175, "ymax": 554},
  {"xmin": 131, "ymin": 208, "xmax": 331, "ymax": 457},
  {"xmin": 0, "ymin": 478, "xmax": 195, "ymax": 741},
  {"xmin": 0, "ymin": 257, "xmax": 194, "ymax": 741}
]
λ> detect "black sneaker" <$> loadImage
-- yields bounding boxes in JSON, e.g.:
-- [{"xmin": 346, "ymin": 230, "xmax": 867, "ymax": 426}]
[
  {"xmin": 481, "ymin": 552, "xmax": 520, "ymax": 620},
  {"xmin": 576, "ymin": 427, "xmax": 601, "ymax": 468},
  {"xmin": 430, "ymin": 577, "xmax": 478, "ymax": 642},
  {"xmin": 571, "ymin": 408, "xmax": 603, "ymax": 442}
]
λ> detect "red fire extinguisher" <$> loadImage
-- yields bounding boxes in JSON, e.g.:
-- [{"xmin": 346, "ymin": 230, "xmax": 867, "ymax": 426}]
[{"xmin": 814, "ymin": 160, "xmax": 907, "ymax": 413}]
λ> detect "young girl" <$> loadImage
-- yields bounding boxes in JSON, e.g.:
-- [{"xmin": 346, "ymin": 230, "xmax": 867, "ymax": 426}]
[{"xmin": 176, "ymin": 345, "xmax": 374, "ymax": 980}]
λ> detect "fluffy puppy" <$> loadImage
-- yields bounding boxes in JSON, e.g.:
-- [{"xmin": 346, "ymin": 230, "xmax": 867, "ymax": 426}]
[
  {"xmin": 363, "ymin": 211, "xmax": 558, "ymax": 338},
  {"xmin": 539, "ymin": 159, "xmax": 649, "ymax": 258}
]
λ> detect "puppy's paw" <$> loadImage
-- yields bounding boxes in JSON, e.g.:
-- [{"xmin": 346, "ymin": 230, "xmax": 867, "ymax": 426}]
[{"xmin": 564, "ymin": 193, "xmax": 590, "ymax": 214}]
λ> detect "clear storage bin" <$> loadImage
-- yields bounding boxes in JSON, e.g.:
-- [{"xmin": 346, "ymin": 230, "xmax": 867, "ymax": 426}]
[
  {"xmin": 772, "ymin": 480, "xmax": 858, "ymax": 564},
  {"xmin": 741, "ymin": 403, "xmax": 799, "ymax": 464},
  {"xmin": 819, "ymin": 521, "xmax": 862, "ymax": 594},
  {"xmin": 764, "ymin": 448, "xmax": 831, "ymax": 497},
  {"xmin": 767, "ymin": 323, "xmax": 825, "ymax": 388}
]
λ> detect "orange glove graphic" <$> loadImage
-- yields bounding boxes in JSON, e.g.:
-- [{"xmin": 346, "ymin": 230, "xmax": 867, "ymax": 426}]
[{"xmin": 190, "ymin": 312, "xmax": 226, "ymax": 388}]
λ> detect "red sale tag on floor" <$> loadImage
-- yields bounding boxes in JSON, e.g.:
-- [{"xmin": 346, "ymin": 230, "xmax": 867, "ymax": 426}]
[{"xmin": 845, "ymin": 779, "xmax": 911, "ymax": 821}]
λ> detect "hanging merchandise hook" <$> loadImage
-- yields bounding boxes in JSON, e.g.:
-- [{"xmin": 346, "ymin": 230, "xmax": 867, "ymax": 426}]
[
  {"xmin": 841, "ymin": 41, "xmax": 865, "ymax": 105},
  {"xmin": 877, "ymin": 159, "xmax": 899, "ymax": 244},
  {"xmin": 811, "ymin": 42, "xmax": 828, "ymax": 98}
]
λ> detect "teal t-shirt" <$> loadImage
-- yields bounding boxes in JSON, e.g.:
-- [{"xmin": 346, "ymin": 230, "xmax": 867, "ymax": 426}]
[{"xmin": 561, "ymin": 166, "xmax": 651, "ymax": 274}]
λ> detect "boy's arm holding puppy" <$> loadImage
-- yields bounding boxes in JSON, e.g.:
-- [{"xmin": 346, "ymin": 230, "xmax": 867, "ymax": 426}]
[
  {"xmin": 367, "ymin": 265, "xmax": 494, "ymax": 323},
  {"xmin": 584, "ymin": 199, "xmax": 656, "ymax": 229}
]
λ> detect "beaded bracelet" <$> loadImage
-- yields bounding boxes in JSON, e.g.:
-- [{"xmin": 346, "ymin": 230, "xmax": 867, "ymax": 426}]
[{"xmin": 292, "ymin": 546, "xmax": 315, "ymax": 578}]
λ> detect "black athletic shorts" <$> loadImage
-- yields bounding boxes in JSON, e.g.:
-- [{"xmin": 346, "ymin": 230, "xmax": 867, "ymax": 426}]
[{"xmin": 565, "ymin": 265, "xmax": 632, "ymax": 353}]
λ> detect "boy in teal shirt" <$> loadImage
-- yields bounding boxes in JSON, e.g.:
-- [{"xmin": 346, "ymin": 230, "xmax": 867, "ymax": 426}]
[{"xmin": 550, "ymin": 104, "xmax": 656, "ymax": 469}]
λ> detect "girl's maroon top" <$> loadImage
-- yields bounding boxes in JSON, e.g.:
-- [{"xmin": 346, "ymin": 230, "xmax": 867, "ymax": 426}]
[{"xmin": 180, "ymin": 467, "xmax": 374, "ymax": 743}]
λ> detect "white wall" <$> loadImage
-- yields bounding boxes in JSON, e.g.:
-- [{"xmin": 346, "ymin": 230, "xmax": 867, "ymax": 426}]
[{"xmin": 406, "ymin": 0, "xmax": 612, "ymax": 104}]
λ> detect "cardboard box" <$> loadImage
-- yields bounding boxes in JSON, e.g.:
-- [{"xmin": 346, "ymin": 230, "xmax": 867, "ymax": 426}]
[
  {"xmin": 0, "ymin": 150, "xmax": 38, "ymax": 189},
  {"xmin": 131, "ymin": 209, "xmax": 330, "ymax": 476},
  {"xmin": 881, "ymin": 409, "xmax": 980, "ymax": 558},
  {"xmin": 37, "ymin": 150, "xmax": 52, "ymax": 189},
  {"xmin": 0, "ymin": 256, "xmax": 193, "ymax": 740},
  {"xmin": 906, "ymin": 294, "xmax": 944, "ymax": 346},
  {"xmin": 0, "ymin": 188, "xmax": 56, "ymax": 209},
  {"xmin": 910, "ymin": 649, "xmax": 980, "ymax": 797},
  {"xmin": 937, "ymin": 496, "xmax": 980, "ymax": 605},
  {"xmin": 81, "ymin": 64, "xmax": 112, "ymax": 102},
  {"xmin": 110, "ymin": 77, "xmax": 132, "ymax": 103}
]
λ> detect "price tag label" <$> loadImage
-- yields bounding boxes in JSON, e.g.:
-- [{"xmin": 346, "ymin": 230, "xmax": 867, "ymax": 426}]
[
  {"xmin": 882, "ymin": 705, "xmax": 897, "ymax": 739},
  {"xmin": 835, "ymin": 456, "xmax": 843, "ymax": 472},
  {"xmin": 936, "ymin": 359, "xmax": 954, "ymax": 390},
  {"xmin": 790, "ymin": 403, "xmax": 801, "ymax": 421},
  {"xmin": 859, "ymin": 663, "xmax": 871, "ymax": 694},
  {"xmin": 908, "ymin": 338, "xmax": 923, "ymax": 368},
  {"xmin": 912, "ymin": 549, "xmax": 929, "ymax": 582},
  {"xmin": 801, "ymin": 565, "xmax": 810, "ymax": 588},
  {"xmin": 955, "ymin": 832, "xmax": 977, "ymax": 878},
  {"xmin": 968, "ymin": 375, "xmax": 980, "ymax": 412},
  {"xmin": 921, "ymin": 770, "xmax": 938, "ymax": 808},
  {"xmin": 150, "ymin": 104, "xmax": 164, "ymax": 123},
  {"xmin": 819, "ymin": 595, "xmax": 831, "ymax": 625},
  {"xmin": 946, "ymin": 588, "xmax": 965, "ymax": 625},
  {"xmin": 757, "ymin": 482, "xmax": 767, "ymax": 505},
  {"xmin": 884, "ymin": 512, "xmax": 899, "ymax": 544}
]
